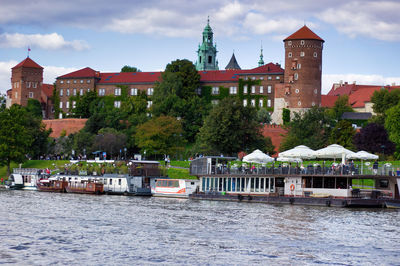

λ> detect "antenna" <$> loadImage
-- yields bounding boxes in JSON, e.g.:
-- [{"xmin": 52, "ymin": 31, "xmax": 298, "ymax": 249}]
[{"xmin": 27, "ymin": 46, "xmax": 31, "ymax": 58}]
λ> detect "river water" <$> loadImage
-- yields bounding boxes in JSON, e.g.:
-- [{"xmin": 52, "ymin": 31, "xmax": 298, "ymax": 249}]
[{"xmin": 0, "ymin": 190, "xmax": 399, "ymax": 265}]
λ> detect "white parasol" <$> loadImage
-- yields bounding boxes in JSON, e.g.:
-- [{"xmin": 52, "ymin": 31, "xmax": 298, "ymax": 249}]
[
  {"xmin": 279, "ymin": 145, "xmax": 316, "ymax": 159},
  {"xmin": 347, "ymin": 150, "xmax": 379, "ymax": 174},
  {"xmin": 243, "ymin": 149, "xmax": 274, "ymax": 163},
  {"xmin": 314, "ymin": 144, "xmax": 355, "ymax": 164}
]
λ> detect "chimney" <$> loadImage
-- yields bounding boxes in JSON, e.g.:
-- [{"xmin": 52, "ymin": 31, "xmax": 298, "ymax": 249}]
[
  {"xmin": 339, "ymin": 80, "xmax": 343, "ymax": 86},
  {"xmin": 353, "ymin": 81, "xmax": 356, "ymax": 85},
  {"xmin": 344, "ymin": 81, "xmax": 348, "ymax": 85}
]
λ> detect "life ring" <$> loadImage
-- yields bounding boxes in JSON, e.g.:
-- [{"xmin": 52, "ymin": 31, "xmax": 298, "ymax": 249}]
[{"xmin": 290, "ymin": 184, "xmax": 295, "ymax": 191}]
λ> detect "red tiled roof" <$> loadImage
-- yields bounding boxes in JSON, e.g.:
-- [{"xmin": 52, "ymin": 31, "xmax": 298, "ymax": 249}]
[
  {"xmin": 99, "ymin": 72, "xmax": 162, "ymax": 84},
  {"xmin": 96, "ymin": 63, "xmax": 284, "ymax": 84},
  {"xmin": 326, "ymin": 84, "xmax": 400, "ymax": 108},
  {"xmin": 58, "ymin": 67, "xmax": 99, "ymax": 78},
  {"xmin": 284, "ymin": 25, "xmax": 324, "ymax": 42},
  {"xmin": 321, "ymin": 95, "xmax": 338, "ymax": 108},
  {"xmin": 12, "ymin": 57, "xmax": 43, "ymax": 69},
  {"xmin": 42, "ymin": 84, "xmax": 54, "ymax": 98}
]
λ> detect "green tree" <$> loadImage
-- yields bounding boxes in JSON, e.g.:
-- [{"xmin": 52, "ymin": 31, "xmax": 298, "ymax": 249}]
[
  {"xmin": 257, "ymin": 108, "xmax": 271, "ymax": 124},
  {"xmin": 92, "ymin": 128, "xmax": 127, "ymax": 159},
  {"xmin": 26, "ymin": 99, "xmax": 43, "ymax": 118},
  {"xmin": 384, "ymin": 103, "xmax": 400, "ymax": 157},
  {"xmin": 353, "ymin": 122, "xmax": 395, "ymax": 155},
  {"xmin": 0, "ymin": 105, "xmax": 34, "ymax": 175},
  {"xmin": 280, "ymin": 107, "xmax": 335, "ymax": 151},
  {"xmin": 329, "ymin": 120, "xmax": 356, "ymax": 150},
  {"xmin": 0, "ymin": 94, "xmax": 6, "ymax": 111},
  {"xmin": 282, "ymin": 108, "xmax": 290, "ymax": 125},
  {"xmin": 73, "ymin": 130, "xmax": 95, "ymax": 157},
  {"xmin": 152, "ymin": 59, "xmax": 209, "ymax": 142},
  {"xmin": 121, "ymin": 65, "xmax": 141, "ymax": 72},
  {"xmin": 196, "ymin": 97, "xmax": 267, "ymax": 156},
  {"xmin": 327, "ymin": 95, "xmax": 353, "ymax": 121},
  {"xmin": 73, "ymin": 91, "xmax": 99, "ymax": 118},
  {"xmin": 135, "ymin": 116, "xmax": 184, "ymax": 157},
  {"xmin": 370, "ymin": 88, "xmax": 400, "ymax": 124}
]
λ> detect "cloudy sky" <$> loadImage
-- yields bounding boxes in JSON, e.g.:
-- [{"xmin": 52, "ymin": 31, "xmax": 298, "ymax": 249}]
[{"xmin": 1, "ymin": 0, "xmax": 399, "ymax": 94}]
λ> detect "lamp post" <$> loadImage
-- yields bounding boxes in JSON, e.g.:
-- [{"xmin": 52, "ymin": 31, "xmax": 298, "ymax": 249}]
[
  {"xmin": 83, "ymin": 148, "xmax": 86, "ymax": 160},
  {"xmin": 124, "ymin": 147, "xmax": 127, "ymax": 160}
]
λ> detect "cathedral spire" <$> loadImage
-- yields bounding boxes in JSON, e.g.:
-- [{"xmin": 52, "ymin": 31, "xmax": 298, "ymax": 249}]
[
  {"xmin": 196, "ymin": 17, "xmax": 218, "ymax": 71},
  {"xmin": 258, "ymin": 42, "xmax": 264, "ymax": 66}
]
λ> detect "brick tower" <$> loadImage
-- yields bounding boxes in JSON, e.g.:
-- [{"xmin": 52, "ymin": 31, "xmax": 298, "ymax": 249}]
[
  {"xmin": 283, "ymin": 25, "xmax": 324, "ymax": 110},
  {"xmin": 11, "ymin": 57, "xmax": 44, "ymax": 106}
]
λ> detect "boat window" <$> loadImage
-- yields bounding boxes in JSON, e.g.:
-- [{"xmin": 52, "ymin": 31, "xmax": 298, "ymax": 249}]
[
  {"xmin": 118, "ymin": 179, "xmax": 122, "ymax": 185},
  {"xmin": 324, "ymin": 177, "xmax": 335, "ymax": 189},
  {"xmin": 260, "ymin": 178, "xmax": 264, "ymax": 192},
  {"xmin": 191, "ymin": 182, "xmax": 195, "ymax": 185},
  {"xmin": 109, "ymin": 179, "xmax": 112, "ymax": 185},
  {"xmin": 104, "ymin": 179, "xmax": 107, "ymax": 185},
  {"xmin": 312, "ymin": 177, "xmax": 323, "ymax": 188},
  {"xmin": 379, "ymin": 179, "xmax": 389, "ymax": 188},
  {"xmin": 265, "ymin": 178, "xmax": 269, "ymax": 191}
]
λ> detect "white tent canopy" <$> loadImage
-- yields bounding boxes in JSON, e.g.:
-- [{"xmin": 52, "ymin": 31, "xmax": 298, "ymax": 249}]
[
  {"xmin": 279, "ymin": 145, "xmax": 316, "ymax": 159},
  {"xmin": 346, "ymin": 151, "xmax": 379, "ymax": 160},
  {"xmin": 314, "ymin": 144, "xmax": 355, "ymax": 164},
  {"xmin": 276, "ymin": 156, "xmax": 303, "ymax": 163},
  {"xmin": 243, "ymin": 149, "xmax": 274, "ymax": 163}
]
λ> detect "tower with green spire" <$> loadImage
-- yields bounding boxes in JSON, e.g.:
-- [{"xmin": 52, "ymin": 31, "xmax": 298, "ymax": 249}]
[
  {"xmin": 196, "ymin": 17, "xmax": 218, "ymax": 71},
  {"xmin": 258, "ymin": 43, "xmax": 264, "ymax": 66}
]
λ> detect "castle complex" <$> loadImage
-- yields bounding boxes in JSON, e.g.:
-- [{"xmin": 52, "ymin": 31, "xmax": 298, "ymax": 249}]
[{"xmin": 7, "ymin": 21, "xmax": 325, "ymax": 124}]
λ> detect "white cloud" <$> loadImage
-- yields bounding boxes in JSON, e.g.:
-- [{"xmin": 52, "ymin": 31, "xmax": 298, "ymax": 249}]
[
  {"xmin": 0, "ymin": 60, "xmax": 78, "ymax": 94},
  {"xmin": 318, "ymin": 1, "xmax": 400, "ymax": 41},
  {"xmin": 322, "ymin": 73, "xmax": 400, "ymax": 94},
  {"xmin": 243, "ymin": 13, "xmax": 307, "ymax": 35},
  {"xmin": 0, "ymin": 33, "xmax": 89, "ymax": 51}
]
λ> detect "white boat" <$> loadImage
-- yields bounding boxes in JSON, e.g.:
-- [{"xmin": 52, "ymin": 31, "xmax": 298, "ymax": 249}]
[
  {"xmin": 6, "ymin": 168, "xmax": 46, "ymax": 190},
  {"xmin": 152, "ymin": 179, "xmax": 199, "ymax": 198}
]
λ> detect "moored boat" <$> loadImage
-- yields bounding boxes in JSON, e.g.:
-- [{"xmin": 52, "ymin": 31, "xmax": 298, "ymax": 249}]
[
  {"xmin": 37, "ymin": 178, "xmax": 68, "ymax": 193},
  {"xmin": 385, "ymin": 201, "xmax": 400, "ymax": 209},
  {"xmin": 66, "ymin": 180, "xmax": 104, "ymax": 194},
  {"xmin": 5, "ymin": 168, "xmax": 47, "ymax": 190},
  {"xmin": 152, "ymin": 179, "xmax": 199, "ymax": 198}
]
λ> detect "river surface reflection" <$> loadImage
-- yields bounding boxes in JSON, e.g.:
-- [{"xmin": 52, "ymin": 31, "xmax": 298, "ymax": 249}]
[{"xmin": 1, "ymin": 190, "xmax": 399, "ymax": 265}]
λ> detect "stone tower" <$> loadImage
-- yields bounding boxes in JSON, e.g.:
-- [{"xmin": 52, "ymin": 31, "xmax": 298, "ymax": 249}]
[
  {"xmin": 10, "ymin": 57, "xmax": 44, "ymax": 107},
  {"xmin": 196, "ymin": 18, "xmax": 219, "ymax": 71},
  {"xmin": 258, "ymin": 45, "xmax": 264, "ymax": 67},
  {"xmin": 283, "ymin": 25, "xmax": 324, "ymax": 109}
]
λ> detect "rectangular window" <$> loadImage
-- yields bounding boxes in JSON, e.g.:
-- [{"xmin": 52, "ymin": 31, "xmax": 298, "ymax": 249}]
[
  {"xmin": 114, "ymin": 101, "xmax": 121, "ymax": 108},
  {"xmin": 147, "ymin": 88, "xmax": 153, "ymax": 96},
  {"xmin": 73, "ymin": 80, "xmax": 77, "ymax": 84},
  {"xmin": 131, "ymin": 88, "xmax": 138, "ymax": 96},
  {"xmin": 212, "ymin": 87, "xmax": 219, "ymax": 95},
  {"xmin": 276, "ymin": 76, "xmax": 280, "ymax": 80},
  {"xmin": 87, "ymin": 80, "xmax": 91, "ymax": 83},
  {"xmin": 60, "ymin": 80, "xmax": 64, "ymax": 84},
  {"xmin": 15, "ymin": 92, "xmax": 18, "ymax": 98},
  {"xmin": 73, "ymin": 88, "xmax": 77, "ymax": 96},
  {"xmin": 300, "ymin": 51, "xmax": 305, "ymax": 57},
  {"xmin": 260, "ymin": 77, "xmax": 264, "ymax": 80},
  {"xmin": 66, "ymin": 101, "xmax": 70, "ymax": 109},
  {"xmin": 80, "ymin": 89, "xmax": 84, "ymax": 95},
  {"xmin": 115, "ymin": 88, "xmax": 121, "ymax": 96},
  {"xmin": 73, "ymin": 101, "xmax": 76, "ymax": 108},
  {"xmin": 267, "ymin": 99, "xmax": 271, "ymax": 107},
  {"xmin": 297, "ymin": 63, "xmax": 301, "ymax": 69},
  {"xmin": 259, "ymin": 99, "xmax": 263, "ymax": 107},
  {"xmin": 259, "ymin": 86, "xmax": 264, "ymax": 94},
  {"xmin": 59, "ymin": 102, "xmax": 63, "ymax": 109},
  {"xmin": 268, "ymin": 76, "xmax": 272, "ymax": 80},
  {"xmin": 211, "ymin": 100, "xmax": 219, "ymax": 105},
  {"xmin": 243, "ymin": 85, "xmax": 248, "ymax": 94},
  {"xmin": 251, "ymin": 86, "xmax": 256, "ymax": 94},
  {"xmin": 196, "ymin": 87, "xmax": 202, "ymax": 95},
  {"xmin": 252, "ymin": 77, "xmax": 256, "ymax": 80},
  {"xmin": 66, "ymin": 89, "xmax": 70, "ymax": 96},
  {"xmin": 28, "ymin": 92, "xmax": 34, "ymax": 98},
  {"xmin": 60, "ymin": 89, "xmax": 63, "ymax": 96},
  {"xmin": 98, "ymin": 89, "xmax": 105, "ymax": 96},
  {"xmin": 251, "ymin": 99, "xmax": 256, "ymax": 106},
  {"xmin": 33, "ymin": 82, "xmax": 37, "ymax": 88},
  {"xmin": 229, "ymin": 86, "xmax": 237, "ymax": 95},
  {"xmin": 147, "ymin": 101, "xmax": 153, "ymax": 109},
  {"xmin": 67, "ymin": 80, "xmax": 70, "ymax": 84},
  {"xmin": 27, "ymin": 82, "xmax": 31, "ymax": 88},
  {"xmin": 268, "ymin": 85, "xmax": 272, "ymax": 93},
  {"xmin": 80, "ymin": 80, "xmax": 84, "ymax": 84},
  {"xmin": 243, "ymin": 99, "xmax": 247, "ymax": 107},
  {"xmin": 87, "ymin": 88, "xmax": 90, "ymax": 92}
]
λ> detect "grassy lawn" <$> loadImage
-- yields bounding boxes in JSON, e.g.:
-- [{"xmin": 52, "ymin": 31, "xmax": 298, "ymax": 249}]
[
  {"xmin": 0, "ymin": 160, "xmax": 70, "ymax": 180},
  {"xmin": 167, "ymin": 167, "xmax": 196, "ymax": 179}
]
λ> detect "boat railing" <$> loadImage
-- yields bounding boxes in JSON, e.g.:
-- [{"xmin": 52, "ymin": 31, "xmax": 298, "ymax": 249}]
[{"xmin": 212, "ymin": 164, "xmax": 400, "ymax": 176}]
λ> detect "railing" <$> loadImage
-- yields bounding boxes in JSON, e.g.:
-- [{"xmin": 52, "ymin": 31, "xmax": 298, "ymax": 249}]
[{"xmin": 208, "ymin": 165, "xmax": 400, "ymax": 176}]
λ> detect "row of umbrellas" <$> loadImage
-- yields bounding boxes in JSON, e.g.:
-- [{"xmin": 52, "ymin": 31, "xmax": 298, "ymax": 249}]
[{"xmin": 243, "ymin": 144, "xmax": 378, "ymax": 164}]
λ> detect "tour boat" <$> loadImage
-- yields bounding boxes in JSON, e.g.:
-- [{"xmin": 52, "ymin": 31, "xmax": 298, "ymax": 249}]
[
  {"xmin": 152, "ymin": 179, "xmax": 199, "ymax": 198},
  {"xmin": 6, "ymin": 168, "xmax": 46, "ymax": 190},
  {"xmin": 37, "ymin": 178, "xmax": 68, "ymax": 193},
  {"xmin": 65, "ymin": 179, "xmax": 104, "ymax": 194},
  {"xmin": 189, "ymin": 156, "xmax": 400, "ymax": 208}
]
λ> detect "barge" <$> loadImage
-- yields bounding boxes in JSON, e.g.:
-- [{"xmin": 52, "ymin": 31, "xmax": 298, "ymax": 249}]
[{"xmin": 189, "ymin": 156, "xmax": 400, "ymax": 208}]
